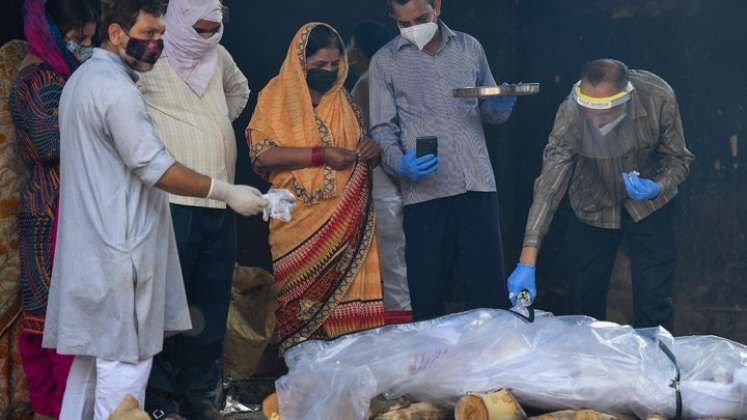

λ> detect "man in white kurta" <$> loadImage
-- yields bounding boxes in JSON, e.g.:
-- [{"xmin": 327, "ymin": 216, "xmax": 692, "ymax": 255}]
[{"xmin": 42, "ymin": 3, "xmax": 267, "ymax": 419}]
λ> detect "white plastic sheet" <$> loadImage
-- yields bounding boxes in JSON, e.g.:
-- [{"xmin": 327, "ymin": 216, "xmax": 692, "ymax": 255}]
[
  {"xmin": 276, "ymin": 309, "xmax": 747, "ymax": 420},
  {"xmin": 675, "ymin": 336, "xmax": 747, "ymax": 418}
]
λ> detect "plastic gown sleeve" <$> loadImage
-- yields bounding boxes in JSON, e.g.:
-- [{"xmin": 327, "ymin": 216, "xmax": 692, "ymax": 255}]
[{"xmin": 371, "ymin": 167, "xmax": 410, "ymax": 311}]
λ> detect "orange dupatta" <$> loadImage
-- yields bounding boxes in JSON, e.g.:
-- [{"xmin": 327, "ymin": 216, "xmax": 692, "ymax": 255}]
[
  {"xmin": 246, "ymin": 23, "xmax": 384, "ymax": 352},
  {"xmin": 247, "ymin": 22, "xmax": 362, "ymax": 204}
]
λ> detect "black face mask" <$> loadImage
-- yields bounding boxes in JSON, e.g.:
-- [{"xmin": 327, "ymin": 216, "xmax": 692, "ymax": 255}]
[
  {"xmin": 125, "ymin": 37, "xmax": 164, "ymax": 65},
  {"xmin": 307, "ymin": 68, "xmax": 338, "ymax": 93}
]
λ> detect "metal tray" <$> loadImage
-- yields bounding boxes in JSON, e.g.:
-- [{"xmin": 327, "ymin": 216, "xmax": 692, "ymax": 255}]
[{"xmin": 453, "ymin": 83, "xmax": 541, "ymax": 98}]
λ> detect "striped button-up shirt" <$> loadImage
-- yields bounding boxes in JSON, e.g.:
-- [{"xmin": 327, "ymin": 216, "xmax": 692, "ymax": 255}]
[
  {"xmin": 369, "ymin": 21, "xmax": 511, "ymax": 206},
  {"xmin": 138, "ymin": 45, "xmax": 249, "ymax": 209},
  {"xmin": 523, "ymin": 70, "xmax": 695, "ymax": 249}
]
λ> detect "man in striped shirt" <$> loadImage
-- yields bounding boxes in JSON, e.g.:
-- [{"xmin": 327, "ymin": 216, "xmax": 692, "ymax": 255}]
[
  {"xmin": 508, "ymin": 59, "xmax": 694, "ymax": 331},
  {"xmin": 370, "ymin": 0, "xmax": 517, "ymax": 320}
]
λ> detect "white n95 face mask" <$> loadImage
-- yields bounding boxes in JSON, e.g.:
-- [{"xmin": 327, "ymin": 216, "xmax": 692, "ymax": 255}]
[{"xmin": 400, "ymin": 20, "xmax": 438, "ymax": 51}]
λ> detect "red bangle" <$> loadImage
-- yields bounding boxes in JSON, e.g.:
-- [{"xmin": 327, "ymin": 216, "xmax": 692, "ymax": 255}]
[{"xmin": 311, "ymin": 147, "xmax": 324, "ymax": 166}]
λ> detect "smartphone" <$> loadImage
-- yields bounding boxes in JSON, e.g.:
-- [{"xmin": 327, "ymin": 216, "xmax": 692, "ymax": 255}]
[{"xmin": 416, "ymin": 136, "xmax": 438, "ymax": 158}]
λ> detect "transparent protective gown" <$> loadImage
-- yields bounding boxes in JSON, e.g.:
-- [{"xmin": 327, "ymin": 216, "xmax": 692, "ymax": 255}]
[
  {"xmin": 371, "ymin": 167, "xmax": 410, "ymax": 311},
  {"xmin": 276, "ymin": 309, "xmax": 747, "ymax": 419}
]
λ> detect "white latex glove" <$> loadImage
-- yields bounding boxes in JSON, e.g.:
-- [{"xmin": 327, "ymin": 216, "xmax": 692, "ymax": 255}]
[{"xmin": 207, "ymin": 179, "xmax": 268, "ymax": 217}]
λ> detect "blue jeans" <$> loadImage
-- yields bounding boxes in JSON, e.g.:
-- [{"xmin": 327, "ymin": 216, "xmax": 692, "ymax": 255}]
[{"xmin": 146, "ymin": 205, "xmax": 236, "ymax": 417}]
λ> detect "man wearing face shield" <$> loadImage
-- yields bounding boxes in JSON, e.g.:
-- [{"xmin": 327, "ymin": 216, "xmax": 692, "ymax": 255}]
[
  {"xmin": 136, "ymin": 0, "xmax": 250, "ymax": 418},
  {"xmin": 508, "ymin": 59, "xmax": 695, "ymax": 331},
  {"xmin": 42, "ymin": 1, "xmax": 267, "ymax": 418},
  {"xmin": 369, "ymin": 0, "xmax": 517, "ymax": 321}
]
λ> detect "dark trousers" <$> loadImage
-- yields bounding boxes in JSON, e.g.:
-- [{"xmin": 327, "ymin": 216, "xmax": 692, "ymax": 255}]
[
  {"xmin": 146, "ymin": 204, "xmax": 236, "ymax": 417},
  {"xmin": 403, "ymin": 192, "xmax": 508, "ymax": 321},
  {"xmin": 568, "ymin": 203, "xmax": 676, "ymax": 330}
]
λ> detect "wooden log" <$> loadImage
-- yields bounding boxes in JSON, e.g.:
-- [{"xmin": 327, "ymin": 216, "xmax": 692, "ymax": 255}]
[
  {"xmin": 368, "ymin": 396, "xmax": 414, "ymax": 419},
  {"xmin": 455, "ymin": 389, "xmax": 527, "ymax": 420},
  {"xmin": 374, "ymin": 402, "xmax": 452, "ymax": 420},
  {"xmin": 262, "ymin": 393, "xmax": 280, "ymax": 419},
  {"xmin": 529, "ymin": 410, "xmax": 576, "ymax": 420},
  {"xmin": 573, "ymin": 411, "xmax": 620, "ymax": 420},
  {"xmin": 108, "ymin": 394, "xmax": 149, "ymax": 420},
  {"xmin": 529, "ymin": 410, "xmax": 620, "ymax": 420}
]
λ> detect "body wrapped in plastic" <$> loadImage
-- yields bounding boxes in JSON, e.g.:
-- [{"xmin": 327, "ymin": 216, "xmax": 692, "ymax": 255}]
[{"xmin": 275, "ymin": 309, "xmax": 747, "ymax": 419}]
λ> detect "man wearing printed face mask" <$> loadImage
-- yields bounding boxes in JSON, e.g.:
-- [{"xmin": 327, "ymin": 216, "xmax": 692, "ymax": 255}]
[
  {"xmin": 41, "ymin": 1, "xmax": 268, "ymax": 418},
  {"xmin": 136, "ymin": 0, "xmax": 250, "ymax": 418},
  {"xmin": 369, "ymin": 0, "xmax": 517, "ymax": 321},
  {"xmin": 508, "ymin": 59, "xmax": 694, "ymax": 331}
]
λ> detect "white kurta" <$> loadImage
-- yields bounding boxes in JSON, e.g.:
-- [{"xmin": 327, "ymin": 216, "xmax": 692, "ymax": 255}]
[{"xmin": 42, "ymin": 48, "xmax": 192, "ymax": 363}]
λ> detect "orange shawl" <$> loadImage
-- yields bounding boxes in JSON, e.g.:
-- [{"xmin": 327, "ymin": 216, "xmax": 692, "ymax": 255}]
[
  {"xmin": 247, "ymin": 22, "xmax": 362, "ymax": 204},
  {"xmin": 246, "ymin": 23, "xmax": 384, "ymax": 352}
]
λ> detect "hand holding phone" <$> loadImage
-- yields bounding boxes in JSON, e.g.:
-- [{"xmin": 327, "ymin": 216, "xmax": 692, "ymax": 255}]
[{"xmin": 397, "ymin": 150, "xmax": 439, "ymax": 182}]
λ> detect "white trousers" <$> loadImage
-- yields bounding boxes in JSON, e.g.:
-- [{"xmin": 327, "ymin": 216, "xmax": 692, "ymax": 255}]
[{"xmin": 59, "ymin": 356, "xmax": 153, "ymax": 420}]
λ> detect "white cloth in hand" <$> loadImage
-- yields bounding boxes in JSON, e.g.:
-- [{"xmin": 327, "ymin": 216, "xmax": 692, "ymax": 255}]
[
  {"xmin": 208, "ymin": 179, "xmax": 268, "ymax": 217},
  {"xmin": 262, "ymin": 188, "xmax": 296, "ymax": 222}
]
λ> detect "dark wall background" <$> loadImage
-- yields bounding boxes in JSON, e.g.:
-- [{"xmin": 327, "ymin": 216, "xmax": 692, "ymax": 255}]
[
  {"xmin": 1, "ymin": 1, "xmax": 24, "ymax": 46},
  {"xmin": 2, "ymin": 0, "xmax": 745, "ymax": 342}
]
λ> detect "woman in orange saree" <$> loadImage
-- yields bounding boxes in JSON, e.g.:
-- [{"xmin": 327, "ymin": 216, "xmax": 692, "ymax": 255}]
[{"xmin": 247, "ymin": 23, "xmax": 385, "ymax": 354}]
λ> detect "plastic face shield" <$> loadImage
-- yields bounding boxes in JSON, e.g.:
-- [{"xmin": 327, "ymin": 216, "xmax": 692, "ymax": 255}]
[
  {"xmin": 573, "ymin": 81, "xmax": 634, "ymax": 110},
  {"xmin": 577, "ymin": 107, "xmax": 631, "ymax": 158},
  {"xmin": 571, "ymin": 82, "xmax": 638, "ymax": 205},
  {"xmin": 572, "ymin": 81, "xmax": 636, "ymax": 159}
]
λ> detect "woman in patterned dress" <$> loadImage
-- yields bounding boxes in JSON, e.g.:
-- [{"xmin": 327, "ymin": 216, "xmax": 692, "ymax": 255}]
[
  {"xmin": 247, "ymin": 23, "xmax": 385, "ymax": 354},
  {"xmin": 9, "ymin": 0, "xmax": 97, "ymax": 418}
]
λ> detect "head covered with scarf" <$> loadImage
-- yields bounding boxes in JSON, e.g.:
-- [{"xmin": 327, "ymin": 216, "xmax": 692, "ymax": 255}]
[
  {"xmin": 163, "ymin": 0, "xmax": 223, "ymax": 96},
  {"xmin": 246, "ymin": 23, "xmax": 383, "ymax": 352},
  {"xmin": 23, "ymin": 0, "xmax": 90, "ymax": 78},
  {"xmin": 248, "ymin": 22, "xmax": 360, "ymax": 199}
]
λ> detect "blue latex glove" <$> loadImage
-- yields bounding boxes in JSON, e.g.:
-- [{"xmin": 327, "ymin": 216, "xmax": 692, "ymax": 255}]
[
  {"xmin": 507, "ymin": 264, "xmax": 537, "ymax": 306},
  {"xmin": 487, "ymin": 82, "xmax": 517, "ymax": 113},
  {"xmin": 396, "ymin": 150, "xmax": 438, "ymax": 182},
  {"xmin": 623, "ymin": 172, "xmax": 662, "ymax": 201}
]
